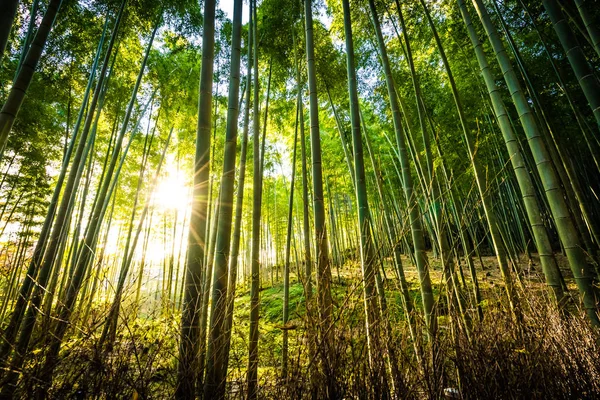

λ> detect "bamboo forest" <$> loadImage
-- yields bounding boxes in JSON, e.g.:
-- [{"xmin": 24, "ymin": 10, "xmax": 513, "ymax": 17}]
[{"xmin": 2, "ymin": 0, "xmax": 600, "ymax": 397}]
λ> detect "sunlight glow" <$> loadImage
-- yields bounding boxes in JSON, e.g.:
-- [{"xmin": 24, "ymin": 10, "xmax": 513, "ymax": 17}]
[{"xmin": 153, "ymin": 164, "xmax": 192, "ymax": 214}]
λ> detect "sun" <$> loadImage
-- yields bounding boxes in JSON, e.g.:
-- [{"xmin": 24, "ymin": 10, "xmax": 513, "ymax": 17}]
[{"xmin": 153, "ymin": 160, "xmax": 192, "ymax": 214}]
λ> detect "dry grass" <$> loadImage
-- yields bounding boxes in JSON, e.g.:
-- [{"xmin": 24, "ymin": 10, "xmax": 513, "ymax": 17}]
[{"xmin": 7, "ymin": 253, "xmax": 600, "ymax": 399}]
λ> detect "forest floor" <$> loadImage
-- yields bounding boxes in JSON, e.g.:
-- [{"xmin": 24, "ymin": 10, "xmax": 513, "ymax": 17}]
[
  {"xmin": 18, "ymin": 251, "xmax": 600, "ymax": 399},
  {"xmin": 221, "ymin": 250, "xmax": 595, "ymax": 394}
]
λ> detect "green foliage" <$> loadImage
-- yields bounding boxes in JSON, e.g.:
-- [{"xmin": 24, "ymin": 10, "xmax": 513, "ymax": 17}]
[{"xmin": 1, "ymin": 0, "xmax": 600, "ymax": 396}]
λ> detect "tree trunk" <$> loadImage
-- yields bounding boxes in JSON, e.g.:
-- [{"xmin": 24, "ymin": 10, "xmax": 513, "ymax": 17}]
[
  {"xmin": 0, "ymin": 0, "xmax": 63, "ymax": 159},
  {"xmin": 367, "ymin": 0, "xmax": 435, "ymax": 332},
  {"xmin": 542, "ymin": 0, "xmax": 600, "ymax": 129},
  {"xmin": 247, "ymin": 1, "xmax": 261, "ymax": 397},
  {"xmin": 0, "ymin": 0, "xmax": 19, "ymax": 65},
  {"xmin": 342, "ymin": 0, "xmax": 385, "ymax": 392},
  {"xmin": 221, "ymin": 16, "xmax": 253, "ymax": 380},
  {"xmin": 176, "ymin": 0, "xmax": 216, "ymax": 394},
  {"xmin": 203, "ymin": 0, "xmax": 243, "ymax": 395},
  {"xmin": 573, "ymin": 0, "xmax": 600, "ymax": 58},
  {"xmin": 304, "ymin": 0, "xmax": 335, "ymax": 394},
  {"xmin": 282, "ymin": 93, "xmax": 299, "ymax": 377},
  {"xmin": 470, "ymin": 0, "xmax": 599, "ymax": 325}
]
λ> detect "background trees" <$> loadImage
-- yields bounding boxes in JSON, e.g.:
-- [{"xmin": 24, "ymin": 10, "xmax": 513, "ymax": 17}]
[{"xmin": 0, "ymin": 0, "xmax": 599, "ymax": 397}]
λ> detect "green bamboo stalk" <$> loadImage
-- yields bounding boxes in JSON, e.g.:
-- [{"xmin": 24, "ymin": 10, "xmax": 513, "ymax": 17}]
[
  {"xmin": 420, "ymin": 0, "xmax": 523, "ymax": 315},
  {"xmin": 470, "ymin": 0, "xmax": 599, "ymax": 324},
  {"xmin": 495, "ymin": 0, "xmax": 600, "ymax": 258},
  {"xmin": 247, "ymin": 0, "xmax": 262, "ymax": 396},
  {"xmin": 0, "ymin": 0, "xmax": 19, "ymax": 64},
  {"xmin": 176, "ymin": 0, "xmax": 216, "ymax": 394},
  {"xmin": 221, "ymin": 22, "xmax": 253, "ymax": 379},
  {"xmin": 342, "ymin": 0, "xmax": 384, "ymax": 382},
  {"xmin": 519, "ymin": 0, "xmax": 600, "ymax": 176},
  {"xmin": 0, "ymin": 0, "xmax": 64, "ymax": 159},
  {"xmin": 282, "ymin": 96, "xmax": 299, "ymax": 376},
  {"xmin": 32, "ymin": 18, "xmax": 160, "ymax": 390},
  {"xmin": 573, "ymin": 0, "xmax": 600, "ymax": 58},
  {"xmin": 99, "ymin": 125, "xmax": 170, "ymax": 348},
  {"xmin": 367, "ymin": 0, "xmax": 435, "ymax": 332},
  {"xmin": 326, "ymin": 86, "xmax": 356, "ymax": 188},
  {"xmin": 304, "ymin": 0, "xmax": 336, "ymax": 392},
  {"xmin": 203, "ymin": 0, "xmax": 243, "ymax": 394},
  {"xmin": 459, "ymin": 0, "xmax": 567, "ymax": 302},
  {"xmin": 542, "ymin": 0, "xmax": 600, "ymax": 129},
  {"xmin": 11, "ymin": 0, "xmax": 40, "ymax": 83},
  {"xmin": 0, "ymin": 8, "xmax": 114, "ymax": 365}
]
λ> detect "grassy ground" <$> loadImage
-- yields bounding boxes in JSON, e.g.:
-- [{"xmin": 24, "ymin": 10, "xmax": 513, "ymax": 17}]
[{"xmin": 10, "ymin": 251, "xmax": 600, "ymax": 398}]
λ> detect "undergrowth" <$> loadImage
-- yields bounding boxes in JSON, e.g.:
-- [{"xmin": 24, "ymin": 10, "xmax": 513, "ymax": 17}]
[{"xmin": 6, "ymin": 258, "xmax": 600, "ymax": 399}]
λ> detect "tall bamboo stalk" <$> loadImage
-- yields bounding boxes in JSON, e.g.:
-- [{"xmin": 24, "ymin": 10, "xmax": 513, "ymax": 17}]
[
  {"xmin": 222, "ymin": 21, "xmax": 253, "ymax": 380},
  {"xmin": 470, "ymin": 0, "xmax": 599, "ymax": 324},
  {"xmin": 204, "ymin": 0, "xmax": 243, "ymax": 395},
  {"xmin": 282, "ymin": 95, "xmax": 299, "ymax": 376},
  {"xmin": 0, "ymin": 0, "xmax": 64, "ymax": 159},
  {"xmin": 541, "ymin": 0, "xmax": 600, "ymax": 129},
  {"xmin": 304, "ymin": 0, "xmax": 335, "ymax": 393},
  {"xmin": 367, "ymin": 0, "xmax": 435, "ymax": 332},
  {"xmin": 247, "ymin": 0, "xmax": 262, "ymax": 397},
  {"xmin": 573, "ymin": 0, "xmax": 600, "ymax": 58},
  {"xmin": 176, "ymin": 0, "xmax": 216, "ymax": 395},
  {"xmin": 0, "ymin": 7, "xmax": 115, "ymax": 366},
  {"xmin": 342, "ymin": 0, "xmax": 384, "ymax": 387},
  {"xmin": 0, "ymin": 0, "xmax": 19, "ymax": 65}
]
